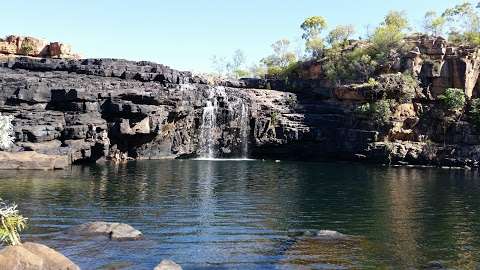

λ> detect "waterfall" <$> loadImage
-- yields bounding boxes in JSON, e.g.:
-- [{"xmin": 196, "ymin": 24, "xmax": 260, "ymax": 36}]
[
  {"xmin": 200, "ymin": 99, "xmax": 218, "ymax": 159},
  {"xmin": 198, "ymin": 87, "xmax": 250, "ymax": 160},
  {"xmin": 240, "ymin": 103, "xmax": 249, "ymax": 158}
]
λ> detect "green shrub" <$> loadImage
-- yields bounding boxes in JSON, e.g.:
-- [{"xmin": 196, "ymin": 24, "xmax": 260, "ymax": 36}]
[
  {"xmin": 469, "ymin": 98, "xmax": 480, "ymax": 129},
  {"xmin": 438, "ymin": 88, "xmax": 465, "ymax": 111},
  {"xmin": 356, "ymin": 99, "xmax": 392, "ymax": 126},
  {"xmin": 0, "ymin": 199, "xmax": 27, "ymax": 246},
  {"xmin": 323, "ymin": 47, "xmax": 378, "ymax": 84},
  {"xmin": 367, "ymin": 78, "xmax": 380, "ymax": 87},
  {"xmin": 19, "ymin": 43, "xmax": 35, "ymax": 56},
  {"xmin": 373, "ymin": 73, "xmax": 418, "ymax": 103}
]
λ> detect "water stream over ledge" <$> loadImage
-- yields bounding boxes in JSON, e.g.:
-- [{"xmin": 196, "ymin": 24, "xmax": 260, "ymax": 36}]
[
  {"xmin": 199, "ymin": 87, "xmax": 250, "ymax": 159},
  {"xmin": 1, "ymin": 160, "xmax": 480, "ymax": 269}
]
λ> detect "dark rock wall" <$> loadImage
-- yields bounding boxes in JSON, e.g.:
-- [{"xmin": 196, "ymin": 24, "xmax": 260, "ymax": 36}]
[
  {"xmin": 0, "ymin": 57, "xmax": 275, "ymax": 163},
  {"xmin": 3, "ymin": 36, "xmax": 480, "ymax": 168}
]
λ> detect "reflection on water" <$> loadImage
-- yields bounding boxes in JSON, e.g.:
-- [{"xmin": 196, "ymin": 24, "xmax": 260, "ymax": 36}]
[{"xmin": 0, "ymin": 161, "xmax": 480, "ymax": 269}]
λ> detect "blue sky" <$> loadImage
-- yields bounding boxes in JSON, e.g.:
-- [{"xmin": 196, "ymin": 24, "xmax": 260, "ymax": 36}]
[{"xmin": 1, "ymin": 0, "xmax": 463, "ymax": 72}]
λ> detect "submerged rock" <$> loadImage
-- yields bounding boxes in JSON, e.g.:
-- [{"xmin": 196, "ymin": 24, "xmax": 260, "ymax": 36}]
[
  {"xmin": 423, "ymin": 260, "xmax": 452, "ymax": 270},
  {"xmin": 316, "ymin": 230, "xmax": 348, "ymax": 240},
  {"xmin": 154, "ymin": 259, "xmax": 182, "ymax": 270},
  {"xmin": 0, "ymin": 242, "xmax": 80, "ymax": 270},
  {"xmin": 288, "ymin": 229, "xmax": 349, "ymax": 240},
  {"xmin": 67, "ymin": 221, "xmax": 143, "ymax": 241}
]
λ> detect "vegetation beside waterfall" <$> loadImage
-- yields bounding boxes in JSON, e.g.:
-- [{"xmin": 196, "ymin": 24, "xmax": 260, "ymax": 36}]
[{"xmin": 211, "ymin": 2, "xmax": 480, "ymax": 83}]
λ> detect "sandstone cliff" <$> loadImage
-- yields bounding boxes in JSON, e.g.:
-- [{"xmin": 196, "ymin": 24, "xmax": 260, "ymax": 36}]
[
  {"xmin": 0, "ymin": 35, "xmax": 79, "ymax": 59},
  {"xmin": 2, "ymin": 36, "xmax": 480, "ymax": 168}
]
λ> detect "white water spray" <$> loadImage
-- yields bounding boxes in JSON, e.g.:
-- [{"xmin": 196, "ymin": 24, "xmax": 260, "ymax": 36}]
[
  {"xmin": 240, "ymin": 103, "xmax": 249, "ymax": 158},
  {"xmin": 200, "ymin": 99, "xmax": 218, "ymax": 159}
]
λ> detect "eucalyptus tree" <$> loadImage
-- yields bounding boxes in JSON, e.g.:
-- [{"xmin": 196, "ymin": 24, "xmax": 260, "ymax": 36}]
[{"xmin": 301, "ymin": 16, "xmax": 328, "ymax": 57}]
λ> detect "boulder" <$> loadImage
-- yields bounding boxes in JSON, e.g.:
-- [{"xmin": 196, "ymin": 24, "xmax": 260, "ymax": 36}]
[
  {"xmin": 0, "ymin": 151, "xmax": 68, "ymax": 170},
  {"xmin": 67, "ymin": 221, "xmax": 143, "ymax": 241},
  {"xmin": 0, "ymin": 242, "xmax": 80, "ymax": 270},
  {"xmin": 154, "ymin": 260, "xmax": 182, "ymax": 270}
]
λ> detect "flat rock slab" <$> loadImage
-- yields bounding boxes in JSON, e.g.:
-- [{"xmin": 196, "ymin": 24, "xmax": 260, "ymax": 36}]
[
  {"xmin": 0, "ymin": 242, "xmax": 80, "ymax": 270},
  {"xmin": 67, "ymin": 221, "xmax": 143, "ymax": 241},
  {"xmin": 0, "ymin": 151, "xmax": 68, "ymax": 170},
  {"xmin": 154, "ymin": 259, "xmax": 182, "ymax": 270}
]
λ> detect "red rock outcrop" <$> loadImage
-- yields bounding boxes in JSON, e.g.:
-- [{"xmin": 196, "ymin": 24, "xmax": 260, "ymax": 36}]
[{"xmin": 0, "ymin": 35, "xmax": 80, "ymax": 59}]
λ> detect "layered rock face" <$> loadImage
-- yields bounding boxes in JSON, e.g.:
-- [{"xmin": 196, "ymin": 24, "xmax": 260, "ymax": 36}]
[
  {"xmin": 2, "ymin": 36, "xmax": 480, "ymax": 167},
  {"xmin": 242, "ymin": 36, "xmax": 480, "ymax": 167},
  {"xmin": 0, "ymin": 56, "xmax": 291, "ymax": 163}
]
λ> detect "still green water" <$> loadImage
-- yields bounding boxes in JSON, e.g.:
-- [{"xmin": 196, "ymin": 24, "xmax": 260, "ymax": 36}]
[{"xmin": 0, "ymin": 160, "xmax": 479, "ymax": 269}]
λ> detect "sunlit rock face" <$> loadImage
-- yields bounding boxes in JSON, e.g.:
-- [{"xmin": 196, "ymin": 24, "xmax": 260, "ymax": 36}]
[
  {"xmin": 0, "ymin": 35, "xmax": 80, "ymax": 59},
  {"xmin": 2, "ymin": 37, "xmax": 480, "ymax": 167}
]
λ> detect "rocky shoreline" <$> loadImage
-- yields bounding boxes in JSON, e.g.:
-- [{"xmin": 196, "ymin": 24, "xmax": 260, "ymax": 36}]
[
  {"xmin": 1, "ymin": 36, "xmax": 480, "ymax": 168},
  {"xmin": 0, "ymin": 221, "xmax": 182, "ymax": 270}
]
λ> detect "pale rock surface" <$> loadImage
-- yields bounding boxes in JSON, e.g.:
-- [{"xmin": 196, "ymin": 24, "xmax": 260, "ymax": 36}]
[{"xmin": 0, "ymin": 242, "xmax": 80, "ymax": 270}]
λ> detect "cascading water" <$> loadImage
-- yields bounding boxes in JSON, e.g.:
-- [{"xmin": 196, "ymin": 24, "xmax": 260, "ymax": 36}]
[
  {"xmin": 198, "ymin": 87, "xmax": 251, "ymax": 160},
  {"xmin": 239, "ymin": 103, "xmax": 249, "ymax": 158},
  {"xmin": 200, "ymin": 98, "xmax": 218, "ymax": 159}
]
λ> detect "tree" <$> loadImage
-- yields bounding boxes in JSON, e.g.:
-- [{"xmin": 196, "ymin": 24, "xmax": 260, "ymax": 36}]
[
  {"xmin": 210, "ymin": 49, "xmax": 249, "ymax": 79},
  {"xmin": 442, "ymin": 2, "xmax": 480, "ymax": 33},
  {"xmin": 326, "ymin": 25, "xmax": 355, "ymax": 46},
  {"xmin": 210, "ymin": 55, "xmax": 228, "ymax": 77},
  {"xmin": 301, "ymin": 16, "xmax": 328, "ymax": 40},
  {"xmin": 424, "ymin": 11, "xmax": 446, "ymax": 36},
  {"xmin": 442, "ymin": 2, "xmax": 480, "ymax": 45},
  {"xmin": 301, "ymin": 16, "xmax": 328, "ymax": 57},
  {"xmin": 0, "ymin": 114, "xmax": 14, "ymax": 150},
  {"xmin": 227, "ymin": 49, "xmax": 248, "ymax": 79},
  {"xmin": 369, "ymin": 10, "xmax": 410, "ymax": 66},
  {"xmin": 260, "ymin": 39, "xmax": 297, "ymax": 77},
  {"xmin": 382, "ymin": 10, "xmax": 409, "ymax": 31}
]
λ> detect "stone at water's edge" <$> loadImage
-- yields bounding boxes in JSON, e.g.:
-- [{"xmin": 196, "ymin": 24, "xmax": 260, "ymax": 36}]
[
  {"xmin": 0, "ymin": 242, "xmax": 80, "ymax": 270},
  {"xmin": 67, "ymin": 221, "xmax": 143, "ymax": 241},
  {"xmin": 154, "ymin": 260, "xmax": 183, "ymax": 270},
  {"xmin": 0, "ymin": 151, "xmax": 68, "ymax": 170}
]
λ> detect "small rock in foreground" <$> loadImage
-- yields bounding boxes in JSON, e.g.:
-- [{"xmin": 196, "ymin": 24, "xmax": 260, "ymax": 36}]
[
  {"xmin": 67, "ymin": 221, "xmax": 143, "ymax": 241},
  {"xmin": 154, "ymin": 259, "xmax": 182, "ymax": 270},
  {"xmin": 0, "ymin": 242, "xmax": 80, "ymax": 270}
]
